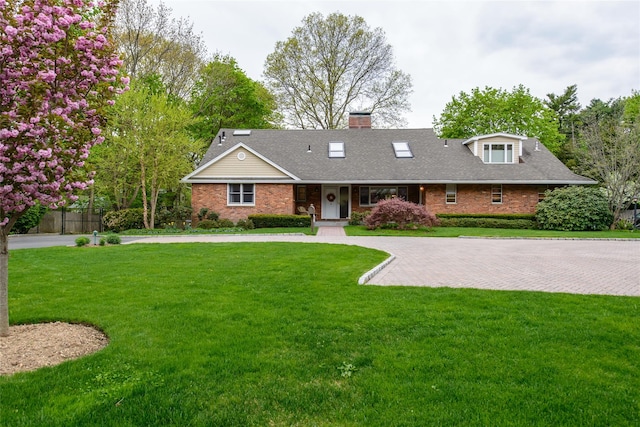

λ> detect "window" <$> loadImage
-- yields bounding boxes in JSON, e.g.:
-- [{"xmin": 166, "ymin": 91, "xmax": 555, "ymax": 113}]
[
  {"xmin": 446, "ymin": 184, "xmax": 457, "ymax": 204},
  {"xmin": 296, "ymin": 185, "xmax": 307, "ymax": 202},
  {"xmin": 538, "ymin": 186, "xmax": 549, "ymax": 202},
  {"xmin": 328, "ymin": 141, "xmax": 345, "ymax": 158},
  {"xmin": 491, "ymin": 184, "xmax": 502, "ymax": 204},
  {"xmin": 359, "ymin": 186, "xmax": 408, "ymax": 206},
  {"xmin": 483, "ymin": 143, "xmax": 514, "ymax": 163},
  {"xmin": 228, "ymin": 183, "xmax": 255, "ymax": 205},
  {"xmin": 392, "ymin": 141, "xmax": 413, "ymax": 158}
]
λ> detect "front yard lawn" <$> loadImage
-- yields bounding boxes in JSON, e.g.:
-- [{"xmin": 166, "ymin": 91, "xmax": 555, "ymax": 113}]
[{"xmin": 1, "ymin": 243, "xmax": 638, "ymax": 426}]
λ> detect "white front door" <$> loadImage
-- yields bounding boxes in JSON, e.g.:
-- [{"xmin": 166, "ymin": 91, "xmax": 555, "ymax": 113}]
[{"xmin": 322, "ymin": 186, "xmax": 340, "ymax": 219}]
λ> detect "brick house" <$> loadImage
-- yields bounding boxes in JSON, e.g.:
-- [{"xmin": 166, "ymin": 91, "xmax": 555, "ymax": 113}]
[{"xmin": 182, "ymin": 113, "xmax": 595, "ymax": 223}]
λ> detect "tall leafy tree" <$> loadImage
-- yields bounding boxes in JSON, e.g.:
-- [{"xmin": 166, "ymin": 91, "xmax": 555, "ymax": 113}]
[
  {"xmin": 264, "ymin": 12, "xmax": 412, "ymax": 129},
  {"xmin": 0, "ymin": 0, "xmax": 126, "ymax": 336},
  {"xmin": 577, "ymin": 93, "xmax": 640, "ymax": 227},
  {"xmin": 115, "ymin": 0, "xmax": 206, "ymax": 99},
  {"xmin": 189, "ymin": 56, "xmax": 278, "ymax": 154},
  {"xmin": 99, "ymin": 76, "xmax": 199, "ymax": 229},
  {"xmin": 433, "ymin": 85, "xmax": 564, "ymax": 154}
]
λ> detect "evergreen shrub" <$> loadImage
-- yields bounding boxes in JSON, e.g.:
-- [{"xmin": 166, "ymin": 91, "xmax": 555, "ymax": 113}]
[
  {"xmin": 535, "ymin": 186, "xmax": 612, "ymax": 231},
  {"xmin": 248, "ymin": 214, "xmax": 311, "ymax": 228}
]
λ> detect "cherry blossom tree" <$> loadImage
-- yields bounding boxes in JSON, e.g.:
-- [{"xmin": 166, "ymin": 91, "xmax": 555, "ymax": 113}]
[{"xmin": 0, "ymin": 0, "xmax": 128, "ymax": 336}]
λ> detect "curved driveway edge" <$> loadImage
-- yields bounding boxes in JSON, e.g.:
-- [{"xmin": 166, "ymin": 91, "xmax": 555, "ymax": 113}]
[{"xmin": 126, "ymin": 234, "xmax": 640, "ymax": 297}]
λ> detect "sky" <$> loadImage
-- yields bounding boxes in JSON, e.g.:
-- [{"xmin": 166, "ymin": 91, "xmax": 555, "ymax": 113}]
[{"xmin": 147, "ymin": 0, "xmax": 640, "ymax": 128}]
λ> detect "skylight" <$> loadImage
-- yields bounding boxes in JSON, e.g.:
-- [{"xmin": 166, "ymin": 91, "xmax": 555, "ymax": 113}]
[
  {"xmin": 392, "ymin": 141, "xmax": 413, "ymax": 158},
  {"xmin": 233, "ymin": 130, "xmax": 252, "ymax": 136},
  {"xmin": 328, "ymin": 141, "xmax": 345, "ymax": 158}
]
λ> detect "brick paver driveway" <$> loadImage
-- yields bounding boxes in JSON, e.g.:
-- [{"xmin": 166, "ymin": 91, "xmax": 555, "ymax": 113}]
[{"xmin": 129, "ymin": 234, "xmax": 640, "ymax": 297}]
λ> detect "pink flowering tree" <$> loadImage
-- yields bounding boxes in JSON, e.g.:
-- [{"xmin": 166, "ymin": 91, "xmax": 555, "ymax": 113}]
[{"xmin": 0, "ymin": 0, "xmax": 128, "ymax": 336}]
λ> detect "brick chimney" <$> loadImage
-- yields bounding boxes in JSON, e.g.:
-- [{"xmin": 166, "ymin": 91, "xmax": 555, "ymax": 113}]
[{"xmin": 349, "ymin": 111, "xmax": 372, "ymax": 129}]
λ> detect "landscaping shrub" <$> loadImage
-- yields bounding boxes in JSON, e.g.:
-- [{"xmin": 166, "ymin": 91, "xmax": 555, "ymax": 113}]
[
  {"xmin": 197, "ymin": 208, "xmax": 219, "ymax": 221},
  {"xmin": 196, "ymin": 220, "xmax": 218, "ymax": 230},
  {"xmin": 536, "ymin": 186, "xmax": 613, "ymax": 231},
  {"xmin": 217, "ymin": 218, "xmax": 235, "ymax": 228},
  {"xmin": 11, "ymin": 204, "xmax": 47, "ymax": 234},
  {"xmin": 103, "ymin": 208, "xmax": 145, "ymax": 232},
  {"xmin": 235, "ymin": 219, "xmax": 255, "ymax": 230},
  {"xmin": 75, "ymin": 236, "xmax": 90, "ymax": 247},
  {"xmin": 349, "ymin": 211, "xmax": 370, "ymax": 225},
  {"xmin": 105, "ymin": 234, "xmax": 121, "ymax": 245},
  {"xmin": 364, "ymin": 198, "xmax": 439, "ymax": 230},
  {"xmin": 437, "ymin": 215, "xmax": 537, "ymax": 229},
  {"xmin": 248, "ymin": 214, "xmax": 311, "ymax": 228}
]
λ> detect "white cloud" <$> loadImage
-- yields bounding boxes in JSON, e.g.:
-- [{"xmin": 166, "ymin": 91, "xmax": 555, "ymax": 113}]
[{"xmin": 147, "ymin": 0, "xmax": 640, "ymax": 127}]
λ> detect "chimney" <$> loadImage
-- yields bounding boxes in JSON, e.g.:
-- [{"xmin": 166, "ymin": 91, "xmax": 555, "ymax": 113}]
[{"xmin": 349, "ymin": 111, "xmax": 372, "ymax": 129}]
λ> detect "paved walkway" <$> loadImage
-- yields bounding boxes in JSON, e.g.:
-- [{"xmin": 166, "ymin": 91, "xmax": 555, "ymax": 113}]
[{"xmin": 128, "ymin": 232, "xmax": 640, "ymax": 297}]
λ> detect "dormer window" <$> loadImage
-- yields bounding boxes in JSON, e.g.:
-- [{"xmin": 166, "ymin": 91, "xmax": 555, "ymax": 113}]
[
  {"xmin": 329, "ymin": 141, "xmax": 345, "ymax": 158},
  {"xmin": 392, "ymin": 141, "xmax": 413, "ymax": 158},
  {"xmin": 483, "ymin": 143, "xmax": 514, "ymax": 163}
]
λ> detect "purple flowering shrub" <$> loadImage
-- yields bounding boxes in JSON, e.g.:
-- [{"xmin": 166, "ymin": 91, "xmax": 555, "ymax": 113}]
[{"xmin": 363, "ymin": 198, "xmax": 439, "ymax": 230}]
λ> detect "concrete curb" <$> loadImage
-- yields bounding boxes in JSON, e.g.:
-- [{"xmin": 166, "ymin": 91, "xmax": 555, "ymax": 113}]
[{"xmin": 358, "ymin": 254, "xmax": 396, "ymax": 285}]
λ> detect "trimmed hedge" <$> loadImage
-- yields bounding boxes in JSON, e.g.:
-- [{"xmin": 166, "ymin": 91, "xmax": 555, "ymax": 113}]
[
  {"xmin": 437, "ymin": 217, "xmax": 537, "ymax": 229},
  {"xmin": 248, "ymin": 214, "xmax": 311, "ymax": 228},
  {"xmin": 436, "ymin": 213, "xmax": 536, "ymax": 221},
  {"xmin": 435, "ymin": 213, "xmax": 537, "ymax": 229}
]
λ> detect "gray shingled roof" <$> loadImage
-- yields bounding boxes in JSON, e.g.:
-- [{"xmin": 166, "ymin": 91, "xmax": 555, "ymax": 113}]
[{"xmin": 187, "ymin": 128, "xmax": 595, "ymax": 185}]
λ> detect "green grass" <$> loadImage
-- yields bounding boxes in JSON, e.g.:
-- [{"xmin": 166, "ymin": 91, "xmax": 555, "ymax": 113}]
[
  {"xmin": 345, "ymin": 225, "xmax": 640, "ymax": 239},
  {"xmin": 2, "ymin": 243, "xmax": 639, "ymax": 426},
  {"xmin": 120, "ymin": 226, "xmax": 317, "ymax": 236}
]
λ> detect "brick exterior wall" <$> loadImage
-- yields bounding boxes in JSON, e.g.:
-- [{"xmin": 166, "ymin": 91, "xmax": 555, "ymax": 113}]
[
  {"xmin": 349, "ymin": 184, "xmax": 546, "ymax": 215},
  {"xmin": 191, "ymin": 183, "xmax": 295, "ymax": 223},
  {"xmin": 424, "ymin": 184, "xmax": 544, "ymax": 214},
  {"xmin": 193, "ymin": 183, "xmax": 550, "ymax": 223}
]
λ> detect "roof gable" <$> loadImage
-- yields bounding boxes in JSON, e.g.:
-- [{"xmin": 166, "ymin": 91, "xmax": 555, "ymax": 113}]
[{"xmin": 183, "ymin": 143, "xmax": 299, "ymax": 182}]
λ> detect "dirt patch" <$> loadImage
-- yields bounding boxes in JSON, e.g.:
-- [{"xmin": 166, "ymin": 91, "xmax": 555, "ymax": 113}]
[{"xmin": 0, "ymin": 322, "xmax": 108, "ymax": 376}]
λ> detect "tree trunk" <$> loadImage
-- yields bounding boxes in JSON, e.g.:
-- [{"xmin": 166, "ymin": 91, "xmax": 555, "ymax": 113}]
[
  {"xmin": 140, "ymin": 161, "xmax": 150, "ymax": 229},
  {"xmin": 0, "ymin": 226, "xmax": 9, "ymax": 336}
]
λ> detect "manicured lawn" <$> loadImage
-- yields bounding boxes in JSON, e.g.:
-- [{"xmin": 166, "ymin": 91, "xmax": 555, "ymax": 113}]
[
  {"xmin": 1, "ymin": 243, "xmax": 638, "ymax": 426},
  {"xmin": 120, "ymin": 226, "xmax": 317, "ymax": 236},
  {"xmin": 346, "ymin": 225, "xmax": 640, "ymax": 239}
]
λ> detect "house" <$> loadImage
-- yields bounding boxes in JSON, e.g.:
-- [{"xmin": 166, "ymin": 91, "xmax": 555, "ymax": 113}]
[{"xmin": 182, "ymin": 113, "xmax": 595, "ymax": 223}]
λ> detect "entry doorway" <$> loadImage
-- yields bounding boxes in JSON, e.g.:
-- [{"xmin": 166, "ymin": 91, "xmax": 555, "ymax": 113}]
[{"xmin": 322, "ymin": 186, "xmax": 350, "ymax": 219}]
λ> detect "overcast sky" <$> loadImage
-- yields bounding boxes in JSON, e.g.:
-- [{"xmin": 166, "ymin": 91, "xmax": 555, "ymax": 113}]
[{"xmin": 148, "ymin": 0, "xmax": 639, "ymax": 128}]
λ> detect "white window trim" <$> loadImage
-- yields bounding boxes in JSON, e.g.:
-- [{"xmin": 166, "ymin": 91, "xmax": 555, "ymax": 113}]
[
  {"xmin": 483, "ymin": 143, "xmax": 514, "ymax": 164},
  {"xmin": 446, "ymin": 184, "xmax": 457, "ymax": 204},
  {"xmin": 491, "ymin": 184, "xmax": 503, "ymax": 204},
  {"xmin": 227, "ymin": 183, "xmax": 255, "ymax": 206}
]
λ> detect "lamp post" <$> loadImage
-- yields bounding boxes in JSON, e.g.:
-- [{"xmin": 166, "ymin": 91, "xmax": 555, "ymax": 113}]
[{"xmin": 633, "ymin": 196, "xmax": 638, "ymax": 231}]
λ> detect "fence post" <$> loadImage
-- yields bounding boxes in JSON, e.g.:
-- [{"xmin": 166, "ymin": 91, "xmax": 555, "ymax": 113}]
[{"xmin": 61, "ymin": 207, "xmax": 66, "ymax": 235}]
